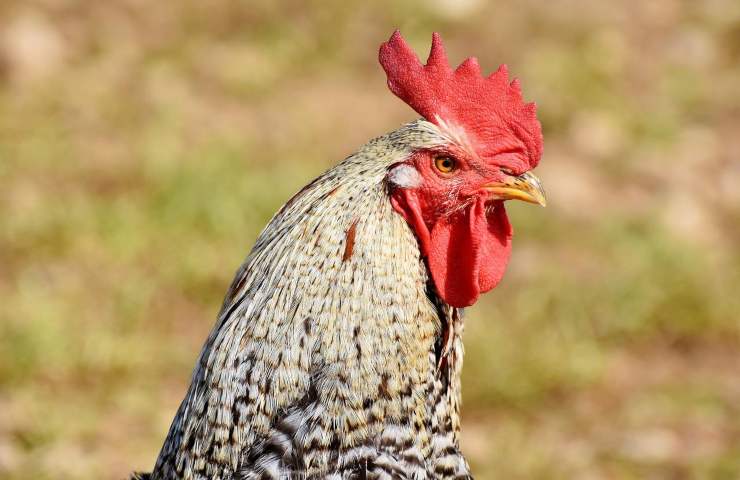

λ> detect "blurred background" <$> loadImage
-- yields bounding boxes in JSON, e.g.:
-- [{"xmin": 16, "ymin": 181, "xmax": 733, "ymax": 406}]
[{"xmin": 1, "ymin": 1, "xmax": 739, "ymax": 479}]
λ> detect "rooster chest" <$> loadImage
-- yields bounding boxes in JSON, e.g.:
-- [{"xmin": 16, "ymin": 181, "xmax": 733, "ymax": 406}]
[{"xmin": 233, "ymin": 304, "xmax": 466, "ymax": 479}]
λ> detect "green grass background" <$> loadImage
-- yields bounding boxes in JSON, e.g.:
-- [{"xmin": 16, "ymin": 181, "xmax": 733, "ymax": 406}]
[{"xmin": 1, "ymin": 1, "xmax": 739, "ymax": 478}]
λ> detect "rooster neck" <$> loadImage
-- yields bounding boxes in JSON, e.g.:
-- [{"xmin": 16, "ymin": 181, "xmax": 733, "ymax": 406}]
[
  {"xmin": 221, "ymin": 120, "xmax": 452, "ymax": 358},
  {"xmin": 152, "ymin": 122, "xmax": 468, "ymax": 479},
  {"xmin": 221, "ymin": 131, "xmax": 442, "ymax": 373}
]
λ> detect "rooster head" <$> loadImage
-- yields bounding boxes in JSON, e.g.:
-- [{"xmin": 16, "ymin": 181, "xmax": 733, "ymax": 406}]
[{"xmin": 380, "ymin": 31, "xmax": 546, "ymax": 308}]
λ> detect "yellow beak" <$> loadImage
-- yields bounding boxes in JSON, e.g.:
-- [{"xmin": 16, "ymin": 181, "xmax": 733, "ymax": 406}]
[{"xmin": 483, "ymin": 171, "xmax": 547, "ymax": 207}]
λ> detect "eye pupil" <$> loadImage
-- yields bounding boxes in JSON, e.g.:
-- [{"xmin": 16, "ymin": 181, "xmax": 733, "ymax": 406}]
[{"xmin": 435, "ymin": 156, "xmax": 456, "ymax": 173}]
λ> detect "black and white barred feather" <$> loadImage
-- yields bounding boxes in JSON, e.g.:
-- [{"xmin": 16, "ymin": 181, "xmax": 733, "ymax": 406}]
[{"xmin": 136, "ymin": 121, "xmax": 473, "ymax": 480}]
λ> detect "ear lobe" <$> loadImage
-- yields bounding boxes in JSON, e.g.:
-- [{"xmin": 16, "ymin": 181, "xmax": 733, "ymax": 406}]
[{"xmin": 388, "ymin": 163, "xmax": 423, "ymax": 189}]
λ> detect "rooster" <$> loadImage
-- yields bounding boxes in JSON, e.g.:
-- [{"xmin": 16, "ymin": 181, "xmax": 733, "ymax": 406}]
[{"xmin": 136, "ymin": 31, "xmax": 546, "ymax": 480}]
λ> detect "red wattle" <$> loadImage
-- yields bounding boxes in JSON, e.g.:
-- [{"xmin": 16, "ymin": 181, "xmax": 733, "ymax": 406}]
[
  {"xmin": 471, "ymin": 200, "xmax": 512, "ymax": 297},
  {"xmin": 392, "ymin": 191, "xmax": 513, "ymax": 308},
  {"xmin": 427, "ymin": 198, "xmax": 512, "ymax": 307}
]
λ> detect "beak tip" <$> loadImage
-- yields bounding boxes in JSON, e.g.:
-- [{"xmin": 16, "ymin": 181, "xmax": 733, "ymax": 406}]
[{"xmin": 482, "ymin": 170, "xmax": 547, "ymax": 207}]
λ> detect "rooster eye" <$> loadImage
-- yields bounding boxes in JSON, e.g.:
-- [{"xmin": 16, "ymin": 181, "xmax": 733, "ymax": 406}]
[{"xmin": 434, "ymin": 156, "xmax": 456, "ymax": 174}]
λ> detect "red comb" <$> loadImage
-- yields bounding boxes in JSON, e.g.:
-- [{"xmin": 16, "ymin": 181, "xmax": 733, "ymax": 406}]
[{"xmin": 379, "ymin": 31, "xmax": 542, "ymax": 169}]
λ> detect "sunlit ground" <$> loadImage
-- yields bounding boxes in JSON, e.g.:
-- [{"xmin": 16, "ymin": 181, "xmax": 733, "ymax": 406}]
[{"xmin": 1, "ymin": 1, "xmax": 739, "ymax": 479}]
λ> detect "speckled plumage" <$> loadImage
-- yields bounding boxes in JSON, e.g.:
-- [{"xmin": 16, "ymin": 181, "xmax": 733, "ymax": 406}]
[{"xmin": 139, "ymin": 121, "xmax": 473, "ymax": 480}]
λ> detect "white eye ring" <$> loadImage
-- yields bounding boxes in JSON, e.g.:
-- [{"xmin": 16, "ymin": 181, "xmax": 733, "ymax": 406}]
[{"xmin": 388, "ymin": 164, "xmax": 422, "ymax": 188}]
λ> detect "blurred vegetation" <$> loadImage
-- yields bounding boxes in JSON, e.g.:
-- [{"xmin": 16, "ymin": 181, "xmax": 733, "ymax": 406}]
[{"xmin": 1, "ymin": 1, "xmax": 739, "ymax": 479}]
